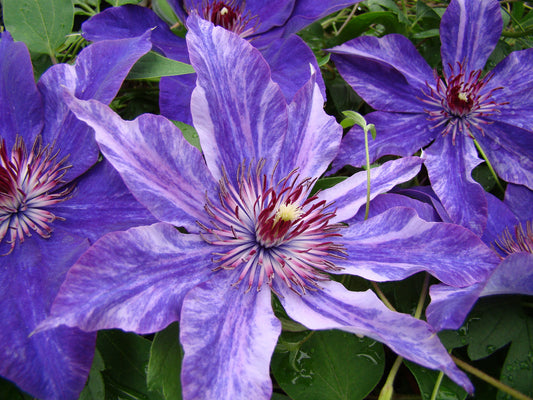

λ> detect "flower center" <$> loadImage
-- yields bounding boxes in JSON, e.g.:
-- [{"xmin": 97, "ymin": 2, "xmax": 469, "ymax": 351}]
[
  {"xmin": 0, "ymin": 136, "xmax": 72, "ymax": 254},
  {"xmin": 421, "ymin": 62, "xmax": 507, "ymax": 144},
  {"xmin": 198, "ymin": 161, "xmax": 346, "ymax": 295},
  {"xmin": 495, "ymin": 221, "xmax": 533, "ymax": 256},
  {"xmin": 191, "ymin": 0, "xmax": 258, "ymax": 37}
]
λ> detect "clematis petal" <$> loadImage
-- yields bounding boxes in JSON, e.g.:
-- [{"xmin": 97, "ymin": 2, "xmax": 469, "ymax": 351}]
[
  {"xmin": 484, "ymin": 49, "xmax": 533, "ymax": 130},
  {"xmin": 482, "ymin": 253, "xmax": 533, "ymax": 297},
  {"xmin": 276, "ymin": 280, "xmax": 473, "ymax": 392},
  {"xmin": 187, "ymin": 15, "xmax": 287, "ymax": 182},
  {"xmin": 39, "ymin": 223, "xmax": 217, "ymax": 335},
  {"xmin": 329, "ymin": 34, "xmax": 434, "ymax": 112},
  {"xmin": 51, "ymin": 159, "xmax": 157, "ymax": 243},
  {"xmin": 262, "ymin": 34, "xmax": 325, "ymax": 101},
  {"xmin": 241, "ymin": 0, "xmax": 294, "ymax": 36},
  {"xmin": 0, "ymin": 31, "xmax": 43, "ymax": 150},
  {"xmin": 481, "ymin": 192, "xmax": 519, "ymax": 248},
  {"xmin": 82, "ymin": 5, "xmax": 189, "ymax": 62},
  {"xmin": 426, "ymin": 282, "xmax": 484, "ymax": 331},
  {"xmin": 425, "ymin": 135, "xmax": 487, "ymax": 235},
  {"xmin": 505, "ymin": 184, "xmax": 533, "ymax": 220},
  {"xmin": 440, "ymin": 0, "xmax": 501, "ymax": 75},
  {"xmin": 160, "ymin": 74, "xmax": 197, "ymax": 125},
  {"xmin": 1, "ymin": 230, "xmax": 94, "ymax": 400},
  {"xmin": 331, "ymin": 111, "xmax": 436, "ymax": 170},
  {"xmin": 318, "ymin": 157, "xmax": 423, "ymax": 223},
  {"xmin": 265, "ymin": 0, "xmax": 362, "ymax": 41},
  {"xmin": 336, "ymin": 207, "xmax": 498, "ymax": 286},
  {"xmin": 475, "ymin": 121, "xmax": 533, "ymax": 191},
  {"xmin": 277, "ymin": 68, "xmax": 341, "ymax": 180},
  {"xmin": 427, "ymin": 254, "xmax": 533, "ymax": 331},
  {"xmin": 38, "ymin": 33, "xmax": 151, "ymax": 181},
  {"xmin": 64, "ymin": 95, "xmax": 218, "ymax": 231},
  {"xmin": 180, "ymin": 273, "xmax": 281, "ymax": 400},
  {"xmin": 393, "ymin": 186, "xmax": 453, "ymax": 224},
  {"xmin": 346, "ymin": 193, "xmax": 440, "ymax": 224}
]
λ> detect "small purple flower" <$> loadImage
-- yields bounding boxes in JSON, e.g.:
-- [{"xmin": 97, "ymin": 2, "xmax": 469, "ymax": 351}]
[
  {"xmin": 328, "ymin": 0, "xmax": 533, "ymax": 236},
  {"xmin": 81, "ymin": 1, "xmax": 361, "ymax": 123},
  {"xmin": 0, "ymin": 32, "xmax": 156, "ymax": 399},
  {"xmin": 426, "ymin": 184, "xmax": 533, "ymax": 330},
  {"xmin": 38, "ymin": 16, "xmax": 500, "ymax": 398}
]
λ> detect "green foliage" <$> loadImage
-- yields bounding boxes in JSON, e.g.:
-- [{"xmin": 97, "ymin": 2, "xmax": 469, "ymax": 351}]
[
  {"xmin": 152, "ymin": 0, "xmax": 180, "ymax": 27},
  {"xmin": 79, "ymin": 350, "xmax": 106, "ymax": 400},
  {"xmin": 104, "ymin": 0, "xmax": 142, "ymax": 6},
  {"xmin": 405, "ymin": 361, "xmax": 468, "ymax": 400},
  {"xmin": 147, "ymin": 322, "xmax": 183, "ymax": 400},
  {"xmin": 2, "ymin": 0, "xmax": 74, "ymax": 57},
  {"xmin": 127, "ymin": 52, "xmax": 195, "ymax": 80},
  {"xmin": 173, "ymin": 121, "xmax": 201, "ymax": 151},
  {"xmin": 272, "ymin": 330, "xmax": 385, "ymax": 400},
  {"xmin": 440, "ymin": 297, "xmax": 533, "ymax": 399},
  {"xmin": 96, "ymin": 330, "xmax": 164, "ymax": 400}
]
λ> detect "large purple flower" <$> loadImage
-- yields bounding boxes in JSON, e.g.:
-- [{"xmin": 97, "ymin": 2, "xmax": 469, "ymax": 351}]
[
  {"xmin": 328, "ymin": 0, "xmax": 533, "ymax": 236},
  {"xmin": 0, "ymin": 32, "xmax": 156, "ymax": 399},
  {"xmin": 38, "ymin": 16, "xmax": 500, "ymax": 398},
  {"xmin": 81, "ymin": 0, "xmax": 360, "ymax": 123},
  {"xmin": 426, "ymin": 184, "xmax": 533, "ymax": 330}
]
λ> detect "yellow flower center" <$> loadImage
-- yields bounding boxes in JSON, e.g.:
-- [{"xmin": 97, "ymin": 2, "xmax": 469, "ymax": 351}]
[{"xmin": 274, "ymin": 203, "xmax": 303, "ymax": 225}]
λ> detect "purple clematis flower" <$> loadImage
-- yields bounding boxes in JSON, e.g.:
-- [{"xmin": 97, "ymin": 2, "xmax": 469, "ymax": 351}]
[
  {"xmin": 38, "ymin": 16, "xmax": 500, "ymax": 398},
  {"xmin": 81, "ymin": 0, "xmax": 361, "ymax": 123},
  {"xmin": 0, "ymin": 32, "xmax": 156, "ymax": 399},
  {"xmin": 426, "ymin": 183, "xmax": 533, "ymax": 331},
  {"xmin": 328, "ymin": 0, "xmax": 533, "ymax": 236}
]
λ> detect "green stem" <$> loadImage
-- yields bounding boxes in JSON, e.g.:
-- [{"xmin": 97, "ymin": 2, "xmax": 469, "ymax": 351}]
[
  {"xmin": 473, "ymin": 138, "xmax": 504, "ymax": 192},
  {"xmin": 452, "ymin": 356, "xmax": 533, "ymax": 400},
  {"xmin": 501, "ymin": 27, "xmax": 533, "ymax": 38},
  {"xmin": 364, "ymin": 125, "xmax": 371, "ymax": 221},
  {"xmin": 414, "ymin": 273, "xmax": 429, "ymax": 320},
  {"xmin": 430, "ymin": 371, "xmax": 445, "ymax": 400},
  {"xmin": 336, "ymin": 5, "xmax": 357, "ymax": 36},
  {"xmin": 371, "ymin": 281, "xmax": 396, "ymax": 312},
  {"xmin": 379, "ymin": 355, "xmax": 404, "ymax": 400},
  {"xmin": 75, "ymin": 2, "xmax": 98, "ymax": 16},
  {"xmin": 48, "ymin": 51, "xmax": 58, "ymax": 65}
]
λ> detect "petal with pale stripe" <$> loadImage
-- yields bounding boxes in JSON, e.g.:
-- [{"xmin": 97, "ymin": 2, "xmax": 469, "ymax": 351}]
[
  {"xmin": 276, "ymin": 280, "xmax": 473, "ymax": 392},
  {"xmin": 181, "ymin": 273, "xmax": 281, "ymax": 400},
  {"xmin": 39, "ymin": 224, "xmax": 217, "ymax": 335},
  {"xmin": 336, "ymin": 207, "xmax": 499, "ymax": 286}
]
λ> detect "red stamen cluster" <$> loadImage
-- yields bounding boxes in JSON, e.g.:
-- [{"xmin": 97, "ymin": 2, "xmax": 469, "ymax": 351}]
[
  {"xmin": 0, "ymin": 137, "xmax": 71, "ymax": 254},
  {"xmin": 198, "ymin": 161, "xmax": 346, "ymax": 295},
  {"xmin": 421, "ymin": 62, "xmax": 507, "ymax": 144},
  {"xmin": 496, "ymin": 221, "xmax": 533, "ymax": 256},
  {"xmin": 194, "ymin": 0, "xmax": 258, "ymax": 37}
]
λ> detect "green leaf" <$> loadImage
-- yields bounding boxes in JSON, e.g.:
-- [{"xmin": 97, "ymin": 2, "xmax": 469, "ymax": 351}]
[
  {"xmin": 0, "ymin": 376, "xmax": 32, "ymax": 400},
  {"xmin": 327, "ymin": 11, "xmax": 401, "ymax": 47},
  {"xmin": 412, "ymin": 29, "xmax": 440, "ymax": 39},
  {"xmin": 272, "ymin": 330, "xmax": 384, "ymax": 400},
  {"xmin": 97, "ymin": 330, "xmax": 164, "ymax": 400},
  {"xmin": 405, "ymin": 361, "xmax": 468, "ymax": 400},
  {"xmin": 79, "ymin": 349, "xmax": 106, "ymax": 400},
  {"xmin": 128, "ymin": 52, "xmax": 195, "ymax": 80},
  {"xmin": 311, "ymin": 176, "xmax": 347, "ymax": 195},
  {"xmin": 317, "ymin": 53, "xmax": 331, "ymax": 67},
  {"xmin": 172, "ymin": 121, "xmax": 201, "ymax": 151},
  {"xmin": 152, "ymin": 0, "xmax": 180, "ymax": 26},
  {"xmin": 3, "ymin": 0, "xmax": 74, "ymax": 56},
  {"xmin": 341, "ymin": 110, "xmax": 367, "ymax": 130},
  {"xmin": 439, "ymin": 297, "xmax": 533, "ymax": 398},
  {"xmin": 497, "ymin": 309, "xmax": 533, "ymax": 399},
  {"xmin": 147, "ymin": 322, "xmax": 183, "ymax": 400},
  {"xmin": 104, "ymin": 0, "xmax": 142, "ymax": 6}
]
